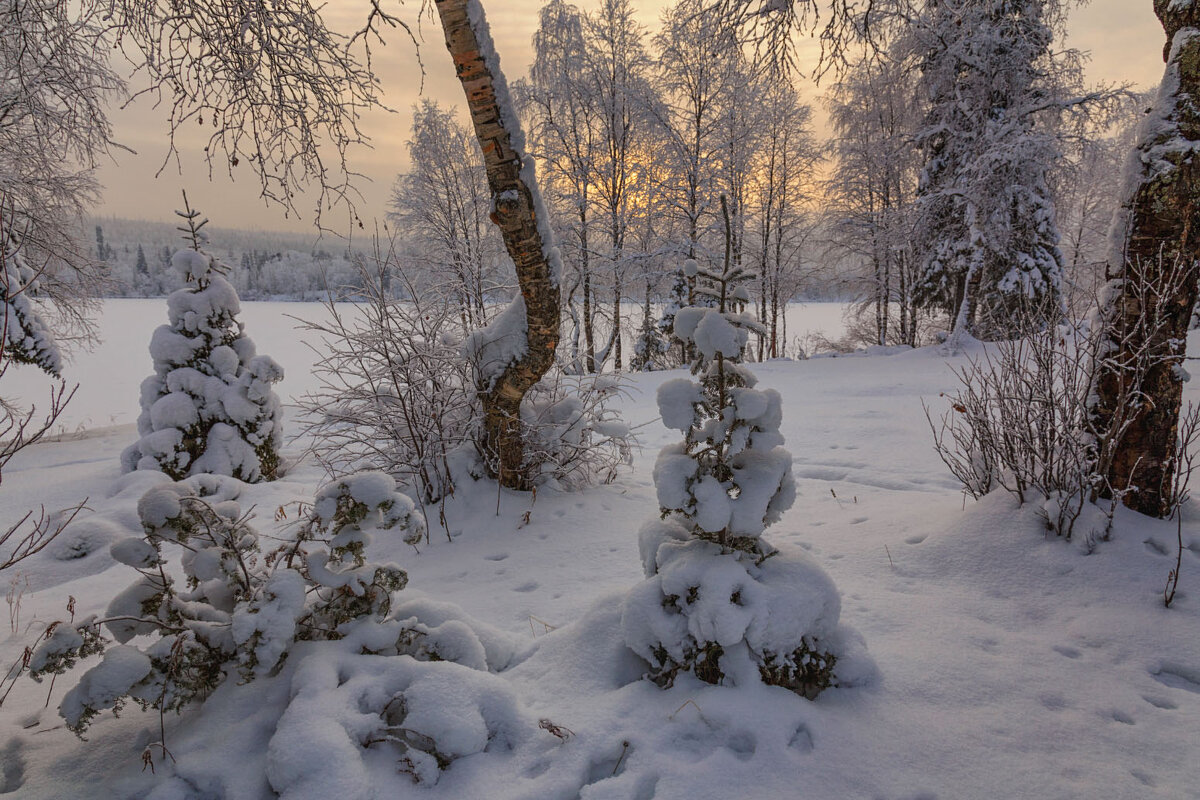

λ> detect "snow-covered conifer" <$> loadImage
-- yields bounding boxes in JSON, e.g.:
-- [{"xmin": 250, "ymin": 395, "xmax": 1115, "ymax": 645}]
[
  {"xmin": 622, "ymin": 198, "xmax": 869, "ymax": 696},
  {"xmin": 652, "ymin": 268, "xmax": 690, "ymax": 366},
  {"xmin": 121, "ymin": 197, "xmax": 283, "ymax": 482},
  {"xmin": 28, "ymin": 472, "xmax": 424, "ymax": 733},
  {"xmin": 1, "ymin": 228, "xmax": 62, "ymax": 377},
  {"xmin": 910, "ymin": 0, "xmax": 1077, "ymax": 341},
  {"xmin": 631, "ymin": 282, "xmax": 671, "ymax": 371}
]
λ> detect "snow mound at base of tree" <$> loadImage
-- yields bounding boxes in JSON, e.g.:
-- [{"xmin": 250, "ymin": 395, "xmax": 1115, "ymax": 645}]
[
  {"xmin": 265, "ymin": 645, "xmax": 532, "ymax": 795},
  {"xmin": 622, "ymin": 530, "xmax": 876, "ymax": 692}
]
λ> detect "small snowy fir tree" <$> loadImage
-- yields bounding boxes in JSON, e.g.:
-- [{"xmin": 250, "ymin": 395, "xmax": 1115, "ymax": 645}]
[
  {"xmin": 622, "ymin": 202, "xmax": 870, "ymax": 696},
  {"xmin": 653, "ymin": 265, "xmax": 695, "ymax": 367},
  {"xmin": 1, "ymin": 227, "xmax": 62, "ymax": 377},
  {"xmin": 631, "ymin": 284, "xmax": 672, "ymax": 372},
  {"xmin": 122, "ymin": 196, "xmax": 284, "ymax": 482}
]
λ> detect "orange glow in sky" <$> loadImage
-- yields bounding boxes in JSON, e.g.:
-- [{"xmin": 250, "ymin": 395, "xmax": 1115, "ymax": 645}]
[{"xmin": 93, "ymin": 0, "xmax": 1166, "ymax": 238}]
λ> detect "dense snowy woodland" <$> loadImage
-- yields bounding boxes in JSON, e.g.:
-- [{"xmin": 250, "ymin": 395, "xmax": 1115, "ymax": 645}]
[{"xmin": 2, "ymin": 0, "xmax": 1200, "ymax": 798}]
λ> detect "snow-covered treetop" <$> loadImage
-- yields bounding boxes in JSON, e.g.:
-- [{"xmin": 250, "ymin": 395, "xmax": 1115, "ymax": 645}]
[
  {"xmin": 170, "ymin": 197, "xmax": 228, "ymax": 286},
  {"xmin": 653, "ymin": 198, "xmax": 793, "ymax": 553}
]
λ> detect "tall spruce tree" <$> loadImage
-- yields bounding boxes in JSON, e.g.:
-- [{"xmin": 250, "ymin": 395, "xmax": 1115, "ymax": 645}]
[{"xmin": 911, "ymin": 0, "xmax": 1072, "ymax": 341}]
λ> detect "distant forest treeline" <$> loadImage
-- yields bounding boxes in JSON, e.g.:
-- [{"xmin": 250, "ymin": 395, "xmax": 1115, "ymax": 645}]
[{"xmin": 87, "ymin": 216, "xmax": 369, "ymax": 300}]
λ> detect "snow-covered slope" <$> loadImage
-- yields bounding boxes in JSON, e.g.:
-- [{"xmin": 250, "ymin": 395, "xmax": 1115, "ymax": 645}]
[{"xmin": 1, "ymin": 303, "xmax": 1197, "ymax": 799}]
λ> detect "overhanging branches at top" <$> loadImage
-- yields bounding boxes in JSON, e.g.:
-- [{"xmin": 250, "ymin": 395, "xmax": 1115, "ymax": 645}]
[{"xmin": 712, "ymin": 0, "xmax": 881, "ymax": 79}]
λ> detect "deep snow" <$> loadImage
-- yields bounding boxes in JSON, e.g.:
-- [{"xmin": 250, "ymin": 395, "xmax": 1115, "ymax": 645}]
[{"xmin": 1, "ymin": 300, "xmax": 1198, "ymax": 799}]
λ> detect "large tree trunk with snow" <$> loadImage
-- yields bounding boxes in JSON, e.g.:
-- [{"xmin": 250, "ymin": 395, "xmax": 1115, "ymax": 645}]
[
  {"xmin": 1090, "ymin": 1, "xmax": 1200, "ymax": 517},
  {"xmin": 435, "ymin": 0, "xmax": 560, "ymax": 490}
]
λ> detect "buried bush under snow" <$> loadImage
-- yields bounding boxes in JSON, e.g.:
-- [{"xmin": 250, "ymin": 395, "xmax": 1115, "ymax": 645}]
[
  {"xmin": 622, "ymin": 238, "xmax": 871, "ymax": 695},
  {"xmin": 28, "ymin": 471, "xmax": 424, "ymax": 732},
  {"xmin": 27, "ymin": 471, "xmax": 536, "ymax": 788}
]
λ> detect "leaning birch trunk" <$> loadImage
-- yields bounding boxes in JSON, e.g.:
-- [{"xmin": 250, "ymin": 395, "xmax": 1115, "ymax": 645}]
[
  {"xmin": 1089, "ymin": 1, "xmax": 1200, "ymax": 517},
  {"xmin": 435, "ymin": 0, "xmax": 561, "ymax": 490}
]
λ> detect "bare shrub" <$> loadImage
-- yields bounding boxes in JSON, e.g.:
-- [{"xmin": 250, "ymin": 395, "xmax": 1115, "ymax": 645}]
[
  {"xmin": 296, "ymin": 238, "xmax": 477, "ymax": 514},
  {"xmin": 520, "ymin": 372, "xmax": 634, "ymax": 490},
  {"xmin": 926, "ymin": 321, "xmax": 1110, "ymax": 540},
  {"xmin": 296, "ymin": 238, "xmax": 634, "ymax": 521},
  {"xmin": 929, "ymin": 256, "xmax": 1200, "ymax": 543}
]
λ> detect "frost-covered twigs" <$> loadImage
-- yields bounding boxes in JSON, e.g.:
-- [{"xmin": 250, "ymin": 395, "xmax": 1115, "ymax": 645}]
[
  {"xmin": 295, "ymin": 239, "xmax": 477, "ymax": 510},
  {"xmin": 520, "ymin": 372, "xmax": 635, "ymax": 490},
  {"xmin": 713, "ymin": 0, "xmax": 869, "ymax": 80},
  {"xmin": 104, "ymin": 0, "xmax": 396, "ymax": 223},
  {"xmin": 622, "ymin": 197, "xmax": 867, "ymax": 696},
  {"xmin": 0, "ymin": 502, "xmax": 88, "ymax": 573},
  {"xmin": 1092, "ymin": 252, "xmax": 1200, "ymax": 517},
  {"xmin": 0, "ymin": 3, "xmax": 114, "ymax": 343},
  {"xmin": 297, "ymin": 236, "xmax": 633, "ymax": 502},
  {"xmin": 926, "ymin": 322, "xmax": 1112, "ymax": 541},
  {"xmin": 1164, "ymin": 402, "xmax": 1200, "ymax": 608},
  {"xmin": 122, "ymin": 196, "xmax": 284, "ymax": 483},
  {"xmin": 928, "ymin": 265, "xmax": 1200, "ymax": 542},
  {"xmin": 26, "ymin": 472, "xmax": 424, "ymax": 734}
]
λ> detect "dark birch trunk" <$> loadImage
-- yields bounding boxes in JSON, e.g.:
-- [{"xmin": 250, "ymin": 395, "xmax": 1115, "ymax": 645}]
[
  {"xmin": 435, "ymin": 0, "xmax": 560, "ymax": 490},
  {"xmin": 582, "ymin": 221, "xmax": 596, "ymax": 373},
  {"xmin": 1090, "ymin": 1, "xmax": 1200, "ymax": 517}
]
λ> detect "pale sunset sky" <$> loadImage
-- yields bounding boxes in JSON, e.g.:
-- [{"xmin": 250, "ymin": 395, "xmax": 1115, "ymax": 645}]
[{"xmin": 93, "ymin": 0, "xmax": 1167, "ymax": 238}]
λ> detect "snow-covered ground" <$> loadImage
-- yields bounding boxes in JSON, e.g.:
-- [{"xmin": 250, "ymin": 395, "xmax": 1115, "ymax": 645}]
[{"xmin": 2, "ymin": 300, "xmax": 1198, "ymax": 799}]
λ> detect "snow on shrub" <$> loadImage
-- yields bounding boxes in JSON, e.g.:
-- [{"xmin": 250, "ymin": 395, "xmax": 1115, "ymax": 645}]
[
  {"xmin": 28, "ymin": 471, "xmax": 422, "ymax": 732},
  {"xmin": 121, "ymin": 197, "xmax": 283, "ymax": 483},
  {"xmin": 519, "ymin": 372, "xmax": 634, "ymax": 490},
  {"xmin": 622, "ymin": 221, "xmax": 870, "ymax": 696},
  {"xmin": 267, "ymin": 646, "xmax": 531, "ymax": 792},
  {"xmin": 1, "ymin": 226, "xmax": 62, "ymax": 377},
  {"xmin": 27, "ymin": 471, "xmax": 534, "ymax": 786}
]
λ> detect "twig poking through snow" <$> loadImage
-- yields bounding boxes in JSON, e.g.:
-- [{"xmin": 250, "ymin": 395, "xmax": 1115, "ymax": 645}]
[
  {"xmin": 528, "ymin": 615, "xmax": 556, "ymax": 637},
  {"xmin": 668, "ymin": 698, "xmax": 703, "ymax": 721}
]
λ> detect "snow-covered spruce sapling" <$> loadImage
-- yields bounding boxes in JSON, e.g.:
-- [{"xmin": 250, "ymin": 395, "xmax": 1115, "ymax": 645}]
[
  {"xmin": 121, "ymin": 195, "xmax": 284, "ymax": 482},
  {"xmin": 631, "ymin": 279, "xmax": 673, "ymax": 372},
  {"xmin": 26, "ymin": 472, "xmax": 423, "ymax": 734},
  {"xmin": 622, "ymin": 198, "xmax": 862, "ymax": 697}
]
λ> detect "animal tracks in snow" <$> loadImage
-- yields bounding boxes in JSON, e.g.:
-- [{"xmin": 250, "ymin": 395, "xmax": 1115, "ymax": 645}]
[
  {"xmin": 0, "ymin": 739, "xmax": 25, "ymax": 795},
  {"xmin": 1140, "ymin": 694, "xmax": 1178, "ymax": 710},
  {"xmin": 1149, "ymin": 663, "xmax": 1200, "ymax": 694}
]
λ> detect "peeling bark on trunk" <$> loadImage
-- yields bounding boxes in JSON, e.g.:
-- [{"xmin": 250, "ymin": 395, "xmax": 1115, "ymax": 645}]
[
  {"xmin": 1091, "ymin": 1, "xmax": 1200, "ymax": 517},
  {"xmin": 435, "ymin": 0, "xmax": 560, "ymax": 490}
]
